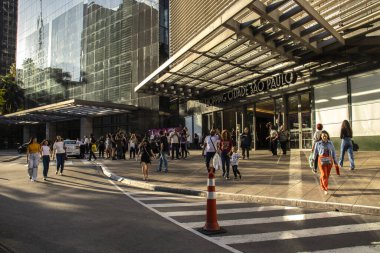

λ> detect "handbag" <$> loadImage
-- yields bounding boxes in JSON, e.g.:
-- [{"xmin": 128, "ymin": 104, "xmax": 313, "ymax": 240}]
[
  {"xmin": 308, "ymin": 153, "xmax": 314, "ymax": 169},
  {"xmin": 352, "ymin": 140, "xmax": 359, "ymax": 152}
]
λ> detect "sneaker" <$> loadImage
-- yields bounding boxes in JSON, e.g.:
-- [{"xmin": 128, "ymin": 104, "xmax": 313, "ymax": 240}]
[
  {"xmin": 55, "ymin": 171, "xmax": 58, "ymax": 175},
  {"xmin": 59, "ymin": 172, "xmax": 63, "ymax": 176},
  {"xmin": 225, "ymin": 176, "xmax": 230, "ymax": 180},
  {"xmin": 350, "ymin": 167, "xmax": 355, "ymax": 171},
  {"xmin": 30, "ymin": 179, "xmax": 35, "ymax": 182},
  {"xmin": 43, "ymin": 177, "xmax": 47, "ymax": 181},
  {"xmin": 324, "ymin": 190, "xmax": 328, "ymax": 195},
  {"xmin": 312, "ymin": 168, "xmax": 317, "ymax": 174}
]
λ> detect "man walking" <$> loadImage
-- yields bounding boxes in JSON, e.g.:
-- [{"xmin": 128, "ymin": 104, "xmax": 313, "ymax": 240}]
[{"xmin": 157, "ymin": 130, "xmax": 169, "ymax": 173}]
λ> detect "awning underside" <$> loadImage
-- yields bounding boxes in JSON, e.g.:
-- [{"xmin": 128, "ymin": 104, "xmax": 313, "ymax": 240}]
[
  {"xmin": 0, "ymin": 99, "xmax": 136, "ymax": 124},
  {"xmin": 137, "ymin": 0, "xmax": 380, "ymax": 100}
]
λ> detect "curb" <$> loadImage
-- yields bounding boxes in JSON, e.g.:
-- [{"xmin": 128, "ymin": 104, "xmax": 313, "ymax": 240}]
[
  {"xmin": 95, "ymin": 162, "xmax": 380, "ymax": 216},
  {"xmin": 0, "ymin": 156, "xmax": 22, "ymax": 162}
]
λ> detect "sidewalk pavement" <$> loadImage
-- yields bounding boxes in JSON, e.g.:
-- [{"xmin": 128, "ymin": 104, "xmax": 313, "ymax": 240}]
[
  {"xmin": 0, "ymin": 150, "xmax": 22, "ymax": 162},
  {"xmin": 96, "ymin": 149, "xmax": 380, "ymax": 216}
]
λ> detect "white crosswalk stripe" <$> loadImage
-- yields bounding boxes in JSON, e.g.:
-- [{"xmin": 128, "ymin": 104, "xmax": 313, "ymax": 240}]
[
  {"xmin": 147, "ymin": 200, "xmax": 238, "ymax": 208},
  {"xmin": 212, "ymin": 222, "xmax": 380, "ymax": 245},
  {"xmin": 183, "ymin": 212, "xmax": 358, "ymax": 228},
  {"xmin": 298, "ymin": 244, "xmax": 380, "ymax": 253},
  {"xmin": 164, "ymin": 205, "xmax": 298, "ymax": 217},
  {"xmin": 135, "ymin": 196, "xmax": 202, "ymax": 201}
]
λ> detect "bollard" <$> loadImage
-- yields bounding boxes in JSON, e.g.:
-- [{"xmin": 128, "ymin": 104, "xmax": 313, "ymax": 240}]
[{"xmin": 198, "ymin": 166, "xmax": 226, "ymax": 235}]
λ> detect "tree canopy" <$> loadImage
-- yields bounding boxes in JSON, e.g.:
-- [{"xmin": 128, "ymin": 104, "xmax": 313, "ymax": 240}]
[{"xmin": 0, "ymin": 64, "xmax": 25, "ymax": 115}]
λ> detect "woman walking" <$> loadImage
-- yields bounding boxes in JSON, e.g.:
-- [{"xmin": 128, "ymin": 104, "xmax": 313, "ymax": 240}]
[
  {"xmin": 129, "ymin": 133, "xmax": 137, "ymax": 159},
  {"xmin": 339, "ymin": 120, "xmax": 355, "ymax": 170},
  {"xmin": 26, "ymin": 137, "xmax": 41, "ymax": 182},
  {"xmin": 40, "ymin": 140, "xmax": 51, "ymax": 181},
  {"xmin": 313, "ymin": 131, "xmax": 340, "ymax": 195},
  {"xmin": 266, "ymin": 124, "xmax": 278, "ymax": 156},
  {"xmin": 53, "ymin": 136, "xmax": 66, "ymax": 175},
  {"xmin": 138, "ymin": 139, "xmax": 155, "ymax": 181},
  {"xmin": 219, "ymin": 129, "xmax": 233, "ymax": 179}
]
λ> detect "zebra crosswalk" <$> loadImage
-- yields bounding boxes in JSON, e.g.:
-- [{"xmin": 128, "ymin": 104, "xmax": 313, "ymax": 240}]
[{"xmin": 125, "ymin": 190, "xmax": 380, "ymax": 253}]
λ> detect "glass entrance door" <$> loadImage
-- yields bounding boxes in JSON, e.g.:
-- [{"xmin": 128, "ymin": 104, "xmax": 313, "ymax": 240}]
[{"xmin": 287, "ymin": 92, "xmax": 312, "ymax": 150}]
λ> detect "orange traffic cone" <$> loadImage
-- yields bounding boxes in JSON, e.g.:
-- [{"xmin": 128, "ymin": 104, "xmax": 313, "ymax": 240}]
[{"xmin": 199, "ymin": 166, "xmax": 226, "ymax": 235}]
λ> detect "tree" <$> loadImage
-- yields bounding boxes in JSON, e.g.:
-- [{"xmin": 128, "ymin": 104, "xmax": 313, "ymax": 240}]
[{"xmin": 0, "ymin": 64, "xmax": 25, "ymax": 115}]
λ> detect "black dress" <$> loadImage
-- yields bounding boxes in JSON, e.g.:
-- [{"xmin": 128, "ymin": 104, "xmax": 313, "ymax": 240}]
[{"xmin": 140, "ymin": 144, "xmax": 152, "ymax": 164}]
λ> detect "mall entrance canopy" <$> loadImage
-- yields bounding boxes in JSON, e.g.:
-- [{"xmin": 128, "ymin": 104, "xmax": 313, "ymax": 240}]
[
  {"xmin": 0, "ymin": 99, "xmax": 137, "ymax": 125},
  {"xmin": 135, "ymin": 0, "xmax": 380, "ymax": 101}
]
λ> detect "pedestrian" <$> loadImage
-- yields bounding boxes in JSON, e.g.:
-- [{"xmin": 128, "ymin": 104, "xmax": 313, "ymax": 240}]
[
  {"xmin": 266, "ymin": 124, "xmax": 278, "ymax": 156},
  {"xmin": 53, "ymin": 136, "xmax": 66, "ymax": 176},
  {"xmin": 219, "ymin": 129, "xmax": 233, "ymax": 179},
  {"xmin": 138, "ymin": 139, "xmax": 155, "ymax": 181},
  {"xmin": 240, "ymin": 127, "xmax": 252, "ymax": 159},
  {"xmin": 111, "ymin": 134, "xmax": 117, "ymax": 160},
  {"xmin": 180, "ymin": 129, "xmax": 187, "ymax": 159},
  {"xmin": 230, "ymin": 146, "xmax": 242, "ymax": 180},
  {"xmin": 278, "ymin": 125, "xmax": 289, "ymax": 155},
  {"xmin": 156, "ymin": 130, "xmax": 169, "ymax": 173},
  {"xmin": 26, "ymin": 136, "xmax": 41, "ymax": 182},
  {"xmin": 193, "ymin": 133, "xmax": 199, "ymax": 149},
  {"xmin": 129, "ymin": 133, "xmax": 137, "ymax": 159},
  {"xmin": 40, "ymin": 140, "xmax": 51, "ymax": 181},
  {"xmin": 339, "ymin": 120, "xmax": 355, "ymax": 170},
  {"xmin": 313, "ymin": 130, "xmax": 340, "ymax": 195},
  {"xmin": 98, "ymin": 136, "xmax": 105, "ymax": 158},
  {"xmin": 231, "ymin": 128, "xmax": 237, "ymax": 147},
  {"xmin": 84, "ymin": 136, "xmax": 90, "ymax": 154},
  {"xmin": 169, "ymin": 129, "xmax": 180, "ymax": 160},
  {"xmin": 88, "ymin": 138, "xmax": 97, "ymax": 161},
  {"xmin": 202, "ymin": 129, "xmax": 220, "ymax": 171},
  {"xmin": 312, "ymin": 123, "xmax": 323, "ymax": 173}
]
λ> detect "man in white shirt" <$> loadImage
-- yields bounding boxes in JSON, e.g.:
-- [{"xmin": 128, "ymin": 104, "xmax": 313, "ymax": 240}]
[
  {"xmin": 202, "ymin": 129, "xmax": 220, "ymax": 171},
  {"xmin": 169, "ymin": 129, "xmax": 180, "ymax": 160}
]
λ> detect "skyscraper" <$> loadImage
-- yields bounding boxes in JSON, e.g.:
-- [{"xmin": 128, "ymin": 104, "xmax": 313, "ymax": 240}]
[{"xmin": 0, "ymin": 0, "xmax": 17, "ymax": 75}]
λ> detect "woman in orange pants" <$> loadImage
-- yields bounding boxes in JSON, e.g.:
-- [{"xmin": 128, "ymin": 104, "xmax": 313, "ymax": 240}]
[{"xmin": 313, "ymin": 130, "xmax": 340, "ymax": 195}]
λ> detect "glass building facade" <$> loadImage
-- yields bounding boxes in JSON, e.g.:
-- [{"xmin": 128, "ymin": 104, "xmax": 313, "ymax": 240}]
[
  {"xmin": 0, "ymin": 0, "xmax": 18, "ymax": 75},
  {"xmin": 16, "ymin": 0, "xmax": 162, "ymax": 110}
]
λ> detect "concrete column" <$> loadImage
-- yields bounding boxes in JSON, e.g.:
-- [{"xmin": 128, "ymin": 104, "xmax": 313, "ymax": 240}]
[
  {"xmin": 23, "ymin": 126, "xmax": 30, "ymax": 143},
  {"xmin": 80, "ymin": 117, "xmax": 93, "ymax": 140},
  {"xmin": 46, "ymin": 122, "xmax": 56, "ymax": 141}
]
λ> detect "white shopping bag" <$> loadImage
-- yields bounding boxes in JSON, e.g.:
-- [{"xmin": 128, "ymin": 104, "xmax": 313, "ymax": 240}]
[{"xmin": 212, "ymin": 153, "xmax": 222, "ymax": 171}]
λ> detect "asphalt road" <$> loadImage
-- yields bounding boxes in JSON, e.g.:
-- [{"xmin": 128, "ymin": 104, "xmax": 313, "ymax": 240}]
[
  {"xmin": 1, "ymin": 158, "xmax": 380, "ymax": 253},
  {"xmin": 0, "ymin": 158, "xmax": 230, "ymax": 253}
]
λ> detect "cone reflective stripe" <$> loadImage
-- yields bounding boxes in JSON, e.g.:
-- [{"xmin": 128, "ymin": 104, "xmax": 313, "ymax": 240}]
[{"xmin": 203, "ymin": 167, "xmax": 221, "ymax": 232}]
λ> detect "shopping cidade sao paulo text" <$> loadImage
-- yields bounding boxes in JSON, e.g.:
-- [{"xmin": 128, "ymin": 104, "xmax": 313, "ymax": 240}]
[{"xmin": 202, "ymin": 72, "xmax": 297, "ymax": 106}]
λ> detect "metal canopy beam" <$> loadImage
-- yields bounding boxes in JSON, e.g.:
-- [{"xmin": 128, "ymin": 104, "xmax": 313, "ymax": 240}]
[
  {"xmin": 224, "ymin": 19, "xmax": 298, "ymax": 63},
  {"xmin": 292, "ymin": 0, "xmax": 345, "ymax": 46},
  {"xmin": 247, "ymin": 0, "xmax": 321, "ymax": 53}
]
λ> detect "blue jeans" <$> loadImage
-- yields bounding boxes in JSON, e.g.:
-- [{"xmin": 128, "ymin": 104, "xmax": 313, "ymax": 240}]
[
  {"xmin": 221, "ymin": 152, "xmax": 230, "ymax": 177},
  {"xmin": 205, "ymin": 152, "xmax": 216, "ymax": 170},
  {"xmin": 42, "ymin": 155, "xmax": 50, "ymax": 177},
  {"xmin": 158, "ymin": 152, "xmax": 168, "ymax": 172},
  {"xmin": 56, "ymin": 153, "xmax": 65, "ymax": 173},
  {"xmin": 339, "ymin": 137, "xmax": 355, "ymax": 169}
]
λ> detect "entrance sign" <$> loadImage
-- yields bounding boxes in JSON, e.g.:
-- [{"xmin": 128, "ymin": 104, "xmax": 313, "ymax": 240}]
[{"xmin": 203, "ymin": 72, "xmax": 297, "ymax": 106}]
